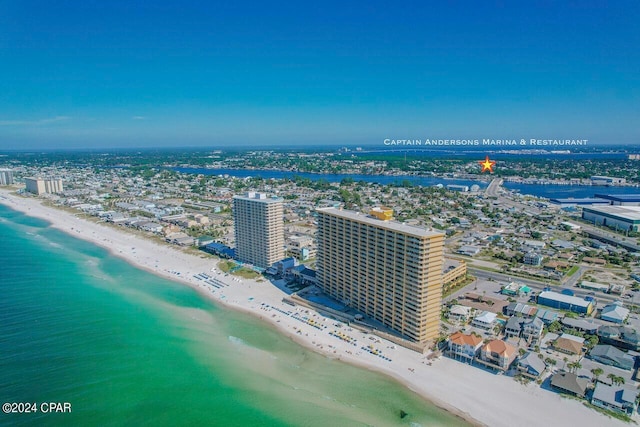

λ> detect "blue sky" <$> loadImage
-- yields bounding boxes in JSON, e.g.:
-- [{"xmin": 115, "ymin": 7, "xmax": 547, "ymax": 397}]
[{"xmin": 1, "ymin": 1, "xmax": 638, "ymax": 149}]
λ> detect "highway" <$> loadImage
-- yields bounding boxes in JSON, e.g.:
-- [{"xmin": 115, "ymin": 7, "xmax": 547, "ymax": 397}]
[{"xmin": 467, "ymin": 266, "xmax": 623, "ymax": 307}]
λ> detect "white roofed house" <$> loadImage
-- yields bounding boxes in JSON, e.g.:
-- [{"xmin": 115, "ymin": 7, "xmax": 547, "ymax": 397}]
[
  {"xmin": 448, "ymin": 305, "xmax": 472, "ymax": 322},
  {"xmin": 601, "ymin": 302, "xmax": 630, "ymax": 324},
  {"xmin": 472, "ymin": 311, "xmax": 497, "ymax": 330}
]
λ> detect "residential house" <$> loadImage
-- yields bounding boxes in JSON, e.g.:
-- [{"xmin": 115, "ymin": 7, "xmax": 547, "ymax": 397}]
[
  {"xmin": 505, "ymin": 317, "xmax": 523, "ymax": 339},
  {"xmin": 551, "ymin": 372, "xmax": 589, "ymax": 397},
  {"xmin": 554, "ymin": 334, "xmax": 585, "ymax": 355},
  {"xmin": 535, "ymin": 309, "xmax": 559, "ymax": 325},
  {"xmin": 588, "ymin": 345, "xmax": 635, "ymax": 371},
  {"xmin": 561, "ymin": 317, "xmax": 599, "ymax": 335},
  {"xmin": 591, "ymin": 383, "xmax": 639, "ymax": 415},
  {"xmin": 472, "ymin": 311, "xmax": 497, "ymax": 330},
  {"xmin": 521, "ymin": 317, "xmax": 544, "ymax": 344},
  {"xmin": 523, "ymin": 251, "xmax": 543, "ymax": 266},
  {"xmin": 504, "ymin": 303, "xmax": 538, "ymax": 319},
  {"xmin": 598, "ymin": 326, "xmax": 640, "ymax": 351},
  {"xmin": 601, "ymin": 303, "xmax": 630, "ymax": 324},
  {"xmin": 517, "ymin": 351, "xmax": 547, "ymax": 378},
  {"xmin": 480, "ymin": 339, "xmax": 517, "ymax": 371},
  {"xmin": 448, "ymin": 305, "xmax": 472, "ymax": 322},
  {"xmin": 447, "ymin": 332, "xmax": 483, "ymax": 362}
]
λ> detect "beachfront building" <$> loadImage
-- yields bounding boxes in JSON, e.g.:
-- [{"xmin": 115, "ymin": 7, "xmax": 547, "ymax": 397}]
[
  {"xmin": 591, "ymin": 383, "xmax": 639, "ymax": 416},
  {"xmin": 480, "ymin": 339, "xmax": 517, "ymax": 371},
  {"xmin": 550, "ymin": 372, "xmax": 588, "ymax": 398},
  {"xmin": 24, "ymin": 177, "xmax": 64, "ymax": 195},
  {"xmin": 233, "ymin": 192, "xmax": 284, "ymax": 269},
  {"xmin": 0, "ymin": 168, "xmax": 13, "ymax": 185},
  {"xmin": 517, "ymin": 351, "xmax": 547, "ymax": 378},
  {"xmin": 447, "ymin": 331, "xmax": 483, "ymax": 362},
  {"xmin": 315, "ymin": 207, "xmax": 445, "ymax": 343}
]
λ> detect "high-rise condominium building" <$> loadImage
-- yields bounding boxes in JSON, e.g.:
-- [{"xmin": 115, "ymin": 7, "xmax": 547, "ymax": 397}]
[
  {"xmin": 316, "ymin": 207, "xmax": 445, "ymax": 343},
  {"xmin": 233, "ymin": 192, "xmax": 285, "ymax": 269},
  {"xmin": 0, "ymin": 169, "xmax": 13, "ymax": 185},
  {"xmin": 24, "ymin": 177, "xmax": 64, "ymax": 195}
]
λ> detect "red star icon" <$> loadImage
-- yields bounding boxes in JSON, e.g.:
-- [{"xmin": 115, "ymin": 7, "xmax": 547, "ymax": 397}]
[{"xmin": 479, "ymin": 156, "xmax": 496, "ymax": 173}]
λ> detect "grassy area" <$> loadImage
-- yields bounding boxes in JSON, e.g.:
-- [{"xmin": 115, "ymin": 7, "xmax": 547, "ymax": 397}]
[
  {"xmin": 582, "ymin": 402, "xmax": 633, "ymax": 423},
  {"xmin": 566, "ymin": 265, "xmax": 580, "ymax": 277},
  {"xmin": 443, "ymin": 276, "xmax": 475, "ymax": 298},
  {"xmin": 217, "ymin": 259, "xmax": 261, "ymax": 279},
  {"xmin": 218, "ymin": 260, "xmax": 235, "ymax": 273}
]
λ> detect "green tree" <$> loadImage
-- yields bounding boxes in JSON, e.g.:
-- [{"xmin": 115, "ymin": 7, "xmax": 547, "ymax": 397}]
[{"xmin": 591, "ymin": 368, "xmax": 603, "ymax": 383}]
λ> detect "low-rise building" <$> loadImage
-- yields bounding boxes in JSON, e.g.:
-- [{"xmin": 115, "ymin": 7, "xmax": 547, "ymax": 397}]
[
  {"xmin": 442, "ymin": 258, "xmax": 467, "ymax": 289},
  {"xmin": 601, "ymin": 303, "xmax": 630, "ymax": 324},
  {"xmin": 537, "ymin": 291, "xmax": 594, "ymax": 315},
  {"xmin": 554, "ymin": 334, "xmax": 585, "ymax": 355},
  {"xmin": 517, "ymin": 351, "xmax": 547, "ymax": 378},
  {"xmin": 591, "ymin": 383, "xmax": 639, "ymax": 415},
  {"xmin": 589, "ymin": 345, "xmax": 635, "ymax": 371},
  {"xmin": 471, "ymin": 311, "xmax": 497, "ymax": 330},
  {"xmin": 480, "ymin": 339, "xmax": 517, "ymax": 371},
  {"xmin": 561, "ymin": 317, "xmax": 599, "ymax": 334},
  {"xmin": 504, "ymin": 302, "xmax": 538, "ymax": 318},
  {"xmin": 550, "ymin": 372, "xmax": 588, "ymax": 398},
  {"xmin": 448, "ymin": 305, "xmax": 472, "ymax": 322},
  {"xmin": 521, "ymin": 317, "xmax": 544, "ymax": 344},
  {"xmin": 447, "ymin": 332, "xmax": 483, "ymax": 362},
  {"xmin": 523, "ymin": 251, "xmax": 543, "ymax": 266},
  {"xmin": 505, "ymin": 317, "xmax": 523, "ymax": 338},
  {"xmin": 598, "ymin": 326, "xmax": 640, "ymax": 351}
]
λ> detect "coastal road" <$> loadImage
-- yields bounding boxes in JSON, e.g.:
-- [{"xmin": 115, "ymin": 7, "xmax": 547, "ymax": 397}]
[
  {"xmin": 485, "ymin": 178, "xmax": 503, "ymax": 197},
  {"xmin": 467, "ymin": 266, "xmax": 621, "ymax": 306}
]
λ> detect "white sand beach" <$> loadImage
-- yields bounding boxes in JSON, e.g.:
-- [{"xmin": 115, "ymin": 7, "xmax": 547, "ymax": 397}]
[{"xmin": 0, "ymin": 189, "xmax": 629, "ymax": 427}]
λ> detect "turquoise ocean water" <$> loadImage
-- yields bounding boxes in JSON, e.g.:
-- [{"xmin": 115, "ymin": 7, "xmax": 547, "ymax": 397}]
[{"xmin": 0, "ymin": 204, "xmax": 467, "ymax": 427}]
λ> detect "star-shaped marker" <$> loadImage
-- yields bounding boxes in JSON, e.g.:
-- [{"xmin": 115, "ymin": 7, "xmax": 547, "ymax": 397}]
[{"xmin": 479, "ymin": 156, "xmax": 496, "ymax": 173}]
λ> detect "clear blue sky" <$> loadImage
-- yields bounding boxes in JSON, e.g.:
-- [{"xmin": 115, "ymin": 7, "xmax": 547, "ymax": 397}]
[{"xmin": 1, "ymin": 1, "xmax": 638, "ymax": 149}]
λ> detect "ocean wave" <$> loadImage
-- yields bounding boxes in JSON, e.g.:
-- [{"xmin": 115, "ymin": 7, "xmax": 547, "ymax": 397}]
[{"xmin": 228, "ymin": 335, "xmax": 246, "ymax": 346}]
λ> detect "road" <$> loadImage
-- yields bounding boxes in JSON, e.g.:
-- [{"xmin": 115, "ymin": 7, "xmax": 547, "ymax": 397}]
[
  {"xmin": 484, "ymin": 178, "xmax": 503, "ymax": 197},
  {"xmin": 466, "ymin": 266, "xmax": 622, "ymax": 306}
]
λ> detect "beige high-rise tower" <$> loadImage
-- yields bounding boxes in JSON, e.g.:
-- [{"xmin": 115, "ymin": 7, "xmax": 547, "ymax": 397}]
[
  {"xmin": 316, "ymin": 207, "xmax": 444, "ymax": 343},
  {"xmin": 233, "ymin": 192, "xmax": 285, "ymax": 269}
]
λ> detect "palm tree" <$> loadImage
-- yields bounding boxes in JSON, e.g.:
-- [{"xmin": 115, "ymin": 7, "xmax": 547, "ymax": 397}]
[
  {"xmin": 563, "ymin": 357, "xmax": 568, "ymax": 370},
  {"xmin": 567, "ymin": 361, "xmax": 582, "ymax": 373},
  {"xmin": 608, "ymin": 373, "xmax": 625, "ymax": 386},
  {"xmin": 591, "ymin": 368, "xmax": 604, "ymax": 383}
]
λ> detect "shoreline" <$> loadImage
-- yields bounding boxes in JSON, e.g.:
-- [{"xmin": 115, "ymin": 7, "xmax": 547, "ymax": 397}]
[{"xmin": 0, "ymin": 189, "xmax": 627, "ymax": 427}]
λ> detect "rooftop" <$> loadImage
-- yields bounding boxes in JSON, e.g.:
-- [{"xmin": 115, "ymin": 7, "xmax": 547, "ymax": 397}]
[
  {"xmin": 316, "ymin": 207, "xmax": 444, "ymax": 238},
  {"xmin": 583, "ymin": 205, "xmax": 640, "ymax": 221},
  {"xmin": 538, "ymin": 291, "xmax": 592, "ymax": 308}
]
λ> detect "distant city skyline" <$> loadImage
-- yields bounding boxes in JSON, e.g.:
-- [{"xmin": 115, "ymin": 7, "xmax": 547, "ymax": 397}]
[{"xmin": 1, "ymin": 1, "xmax": 638, "ymax": 149}]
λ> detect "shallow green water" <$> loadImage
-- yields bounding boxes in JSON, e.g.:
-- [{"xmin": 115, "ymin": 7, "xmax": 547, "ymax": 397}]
[{"xmin": 0, "ymin": 204, "xmax": 468, "ymax": 426}]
